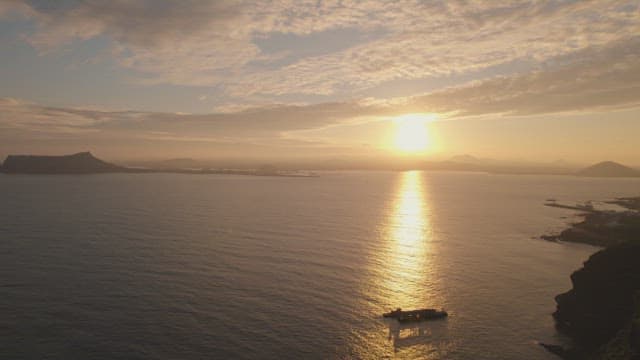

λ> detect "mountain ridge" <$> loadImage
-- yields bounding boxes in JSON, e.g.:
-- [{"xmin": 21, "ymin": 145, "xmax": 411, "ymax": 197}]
[{"xmin": 576, "ymin": 161, "xmax": 639, "ymax": 178}]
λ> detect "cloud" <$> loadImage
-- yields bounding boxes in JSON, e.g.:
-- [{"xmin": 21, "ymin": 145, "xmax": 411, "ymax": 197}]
[
  {"xmin": 2, "ymin": 33, "xmax": 640, "ymax": 149},
  {"xmin": 0, "ymin": 98, "xmax": 96, "ymax": 130},
  {"xmin": 0, "ymin": 96, "xmax": 384, "ymax": 142},
  {"xmin": 3, "ymin": 30, "xmax": 640, "ymax": 131},
  {"xmin": 407, "ymin": 38, "xmax": 640, "ymax": 116},
  {"xmin": 8, "ymin": 0, "xmax": 640, "ymax": 99},
  {"xmin": 2, "ymin": 13, "xmax": 640, "ymax": 161},
  {"xmin": 0, "ymin": 94, "xmax": 389, "ymax": 159},
  {"xmin": 0, "ymin": 0, "xmax": 32, "ymax": 17}
]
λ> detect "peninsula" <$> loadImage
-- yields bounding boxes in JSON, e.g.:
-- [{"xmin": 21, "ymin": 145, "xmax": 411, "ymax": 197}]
[{"xmin": 542, "ymin": 197, "xmax": 640, "ymax": 359}]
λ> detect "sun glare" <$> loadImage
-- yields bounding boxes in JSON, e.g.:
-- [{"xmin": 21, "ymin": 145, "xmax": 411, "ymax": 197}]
[{"xmin": 393, "ymin": 113, "xmax": 435, "ymax": 153}]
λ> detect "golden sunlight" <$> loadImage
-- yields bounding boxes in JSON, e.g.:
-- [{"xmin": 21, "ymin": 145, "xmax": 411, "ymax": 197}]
[
  {"xmin": 383, "ymin": 171, "xmax": 438, "ymax": 309},
  {"xmin": 393, "ymin": 113, "xmax": 436, "ymax": 153}
]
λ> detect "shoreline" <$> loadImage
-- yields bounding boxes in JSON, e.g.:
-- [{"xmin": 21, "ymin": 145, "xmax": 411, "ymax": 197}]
[
  {"xmin": 0, "ymin": 167, "xmax": 318, "ymax": 178},
  {"xmin": 540, "ymin": 197, "xmax": 640, "ymax": 359},
  {"xmin": 541, "ymin": 198, "xmax": 640, "ymax": 247}
]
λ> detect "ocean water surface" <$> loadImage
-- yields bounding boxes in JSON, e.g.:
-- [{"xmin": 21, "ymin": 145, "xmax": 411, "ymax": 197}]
[{"xmin": 2, "ymin": 171, "xmax": 639, "ymax": 359}]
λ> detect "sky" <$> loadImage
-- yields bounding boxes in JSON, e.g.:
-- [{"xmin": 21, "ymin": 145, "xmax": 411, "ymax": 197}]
[{"xmin": 0, "ymin": 0, "xmax": 639, "ymax": 165}]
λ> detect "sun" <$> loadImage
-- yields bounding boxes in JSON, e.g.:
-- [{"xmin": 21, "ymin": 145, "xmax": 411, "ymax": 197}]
[{"xmin": 393, "ymin": 113, "xmax": 436, "ymax": 153}]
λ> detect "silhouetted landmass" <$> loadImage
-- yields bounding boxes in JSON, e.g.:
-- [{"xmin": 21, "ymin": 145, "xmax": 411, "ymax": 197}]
[
  {"xmin": 552, "ymin": 246, "xmax": 640, "ymax": 359},
  {"xmin": 0, "ymin": 152, "xmax": 316, "ymax": 177},
  {"xmin": 422, "ymin": 160, "xmax": 484, "ymax": 172},
  {"xmin": 544, "ymin": 200, "xmax": 596, "ymax": 213},
  {"xmin": 421, "ymin": 158, "xmax": 574, "ymax": 175},
  {"xmin": 116, "ymin": 154, "xmax": 640, "ymax": 177},
  {"xmin": 542, "ymin": 197, "xmax": 640, "ymax": 247},
  {"xmin": 151, "ymin": 158, "xmax": 206, "ymax": 170},
  {"xmin": 608, "ymin": 197, "xmax": 640, "ymax": 212},
  {"xmin": 577, "ymin": 161, "xmax": 640, "ymax": 178},
  {"xmin": 542, "ymin": 197, "xmax": 640, "ymax": 359},
  {"xmin": 552, "ymin": 212, "xmax": 640, "ymax": 247},
  {"xmin": 1, "ymin": 152, "xmax": 124, "ymax": 174},
  {"xmin": 448, "ymin": 154, "xmax": 482, "ymax": 164}
]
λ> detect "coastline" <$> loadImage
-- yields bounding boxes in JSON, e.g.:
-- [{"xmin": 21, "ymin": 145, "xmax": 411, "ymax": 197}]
[
  {"xmin": 541, "ymin": 197, "xmax": 640, "ymax": 359},
  {"xmin": 542, "ymin": 198, "xmax": 640, "ymax": 247}
]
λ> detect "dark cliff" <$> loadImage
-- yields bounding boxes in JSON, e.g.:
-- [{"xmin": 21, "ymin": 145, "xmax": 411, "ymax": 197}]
[
  {"xmin": 1, "ymin": 152, "xmax": 124, "ymax": 174},
  {"xmin": 553, "ymin": 243, "xmax": 640, "ymax": 357}
]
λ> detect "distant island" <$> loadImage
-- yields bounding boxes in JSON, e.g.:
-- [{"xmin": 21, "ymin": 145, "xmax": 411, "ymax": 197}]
[
  {"xmin": 1, "ymin": 152, "xmax": 124, "ymax": 174},
  {"xmin": 541, "ymin": 197, "xmax": 640, "ymax": 359},
  {"xmin": 576, "ymin": 161, "xmax": 640, "ymax": 178},
  {"xmin": 420, "ymin": 158, "xmax": 640, "ymax": 177},
  {"xmin": 1, "ymin": 151, "xmax": 639, "ymax": 178},
  {"xmin": 0, "ymin": 152, "xmax": 316, "ymax": 177}
]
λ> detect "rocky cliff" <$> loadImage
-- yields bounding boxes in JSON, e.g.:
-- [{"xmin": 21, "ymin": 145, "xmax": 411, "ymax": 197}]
[{"xmin": 553, "ymin": 243, "xmax": 640, "ymax": 358}]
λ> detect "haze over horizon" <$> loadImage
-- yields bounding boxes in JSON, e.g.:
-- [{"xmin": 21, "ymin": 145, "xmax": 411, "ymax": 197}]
[{"xmin": 1, "ymin": 1, "xmax": 639, "ymax": 165}]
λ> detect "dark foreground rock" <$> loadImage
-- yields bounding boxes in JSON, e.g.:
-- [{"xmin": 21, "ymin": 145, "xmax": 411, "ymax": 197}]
[
  {"xmin": 539, "ymin": 342, "xmax": 587, "ymax": 359},
  {"xmin": 543, "ymin": 197, "xmax": 640, "ymax": 358},
  {"xmin": 552, "ymin": 243, "xmax": 640, "ymax": 359}
]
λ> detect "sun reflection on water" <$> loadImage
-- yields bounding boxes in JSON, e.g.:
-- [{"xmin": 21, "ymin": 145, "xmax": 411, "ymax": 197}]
[
  {"xmin": 382, "ymin": 170, "xmax": 437, "ymax": 309},
  {"xmin": 349, "ymin": 171, "xmax": 446, "ymax": 359}
]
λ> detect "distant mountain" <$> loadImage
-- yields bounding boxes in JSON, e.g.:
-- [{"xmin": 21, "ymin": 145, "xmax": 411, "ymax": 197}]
[
  {"xmin": 154, "ymin": 158, "xmax": 205, "ymax": 170},
  {"xmin": 449, "ymin": 154, "xmax": 482, "ymax": 164},
  {"xmin": 1, "ymin": 152, "xmax": 124, "ymax": 174},
  {"xmin": 576, "ymin": 161, "xmax": 639, "ymax": 178},
  {"xmin": 423, "ymin": 160, "xmax": 483, "ymax": 172},
  {"xmin": 421, "ymin": 158, "xmax": 574, "ymax": 175},
  {"xmin": 551, "ymin": 159, "xmax": 570, "ymax": 167}
]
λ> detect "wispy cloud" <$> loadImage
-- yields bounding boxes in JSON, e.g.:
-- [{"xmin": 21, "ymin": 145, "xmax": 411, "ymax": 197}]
[
  {"xmin": 2, "ymin": 32, "xmax": 640, "ymax": 150},
  {"xmin": 407, "ymin": 38, "xmax": 640, "ymax": 116},
  {"xmin": 7, "ymin": 0, "xmax": 639, "ymax": 100},
  {"xmin": 0, "ymin": 96, "xmax": 380, "ymax": 142}
]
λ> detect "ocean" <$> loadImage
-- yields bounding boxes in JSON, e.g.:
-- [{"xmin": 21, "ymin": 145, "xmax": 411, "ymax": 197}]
[{"xmin": 1, "ymin": 171, "xmax": 639, "ymax": 359}]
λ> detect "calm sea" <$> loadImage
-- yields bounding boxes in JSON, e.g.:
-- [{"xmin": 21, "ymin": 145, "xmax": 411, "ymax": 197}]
[{"xmin": 1, "ymin": 171, "xmax": 639, "ymax": 359}]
